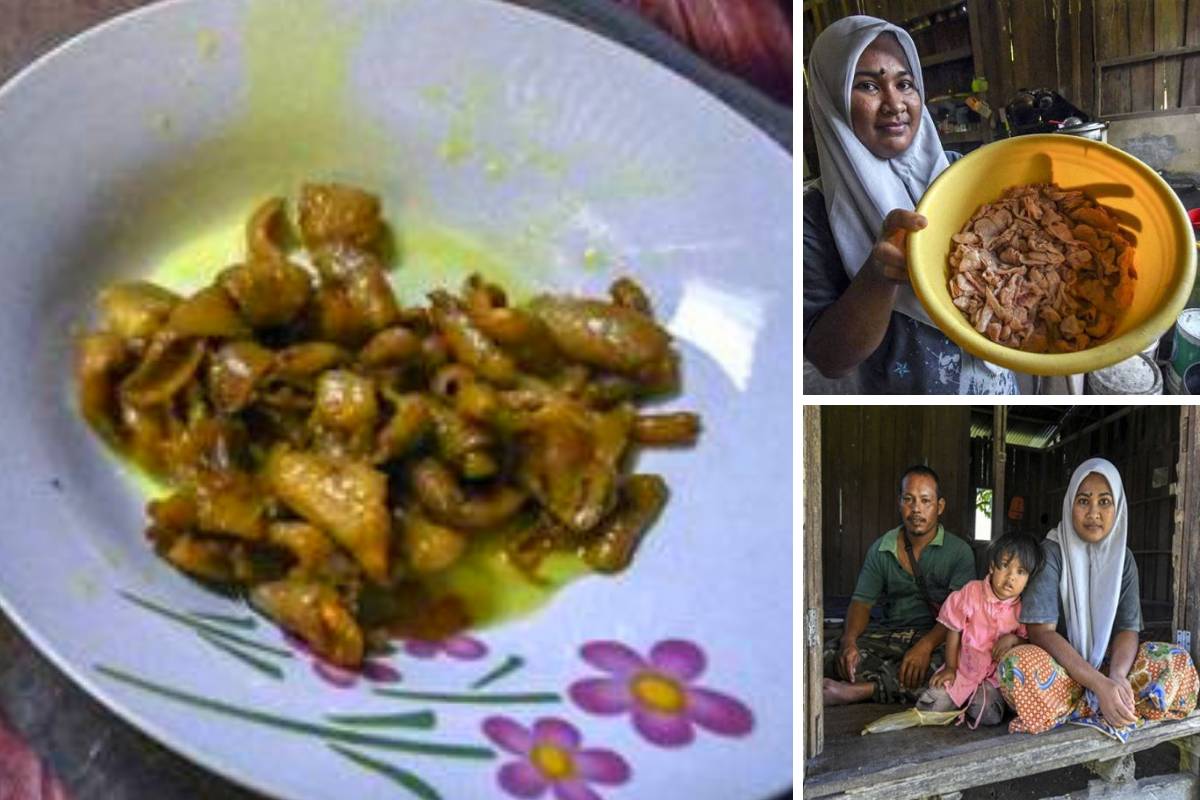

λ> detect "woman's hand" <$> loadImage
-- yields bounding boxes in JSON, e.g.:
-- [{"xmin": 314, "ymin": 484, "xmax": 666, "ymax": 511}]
[
  {"xmin": 929, "ymin": 667, "xmax": 956, "ymax": 690},
  {"xmin": 992, "ymin": 634, "xmax": 1022, "ymax": 661},
  {"xmin": 1096, "ymin": 675, "xmax": 1138, "ymax": 727},
  {"xmin": 867, "ymin": 209, "xmax": 928, "ymax": 284}
]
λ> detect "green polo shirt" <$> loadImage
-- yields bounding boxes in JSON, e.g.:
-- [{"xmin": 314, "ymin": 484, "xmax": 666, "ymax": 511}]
[{"xmin": 851, "ymin": 524, "xmax": 977, "ymax": 630}]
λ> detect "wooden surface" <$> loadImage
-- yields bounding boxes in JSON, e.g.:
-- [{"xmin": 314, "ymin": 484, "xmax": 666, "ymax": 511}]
[
  {"xmin": 806, "ymin": 703, "xmax": 1200, "ymax": 800},
  {"xmin": 1184, "ymin": 0, "xmax": 1200, "ymax": 107},
  {"xmin": 991, "ymin": 405, "xmax": 1006, "ymax": 542},
  {"xmin": 0, "ymin": 3, "xmax": 792, "ymax": 799},
  {"xmin": 803, "ymin": 0, "xmax": 1200, "ymax": 123},
  {"xmin": 804, "ymin": 406, "xmax": 825, "ymax": 759},
  {"xmin": 819, "ymin": 407, "xmax": 975, "ymax": 601},
  {"xmin": 1175, "ymin": 407, "xmax": 1200, "ymax": 666}
]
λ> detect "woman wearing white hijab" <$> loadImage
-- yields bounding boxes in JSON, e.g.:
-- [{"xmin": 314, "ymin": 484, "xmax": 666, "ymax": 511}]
[
  {"xmin": 802, "ymin": 15, "xmax": 1018, "ymax": 394},
  {"xmin": 997, "ymin": 458, "xmax": 1197, "ymax": 741}
]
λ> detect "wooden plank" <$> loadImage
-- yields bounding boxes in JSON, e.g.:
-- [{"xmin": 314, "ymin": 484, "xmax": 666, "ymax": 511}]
[
  {"xmin": 1051, "ymin": 772, "xmax": 1198, "ymax": 799},
  {"xmin": 994, "ymin": 0, "xmax": 1018, "ymax": 120},
  {"xmin": 846, "ymin": 409, "xmax": 864, "ymax": 596},
  {"xmin": 821, "ymin": 408, "xmax": 847, "ymax": 599},
  {"xmin": 805, "ymin": 712, "xmax": 1200, "ymax": 799},
  {"xmin": 921, "ymin": 45, "xmax": 973, "ymax": 67},
  {"xmin": 992, "ymin": 406, "xmax": 1007, "ymax": 541},
  {"xmin": 1155, "ymin": 0, "xmax": 1185, "ymax": 108},
  {"xmin": 1096, "ymin": 0, "xmax": 1132, "ymax": 113},
  {"xmin": 1076, "ymin": 0, "xmax": 1098, "ymax": 115},
  {"xmin": 804, "ymin": 406, "xmax": 824, "ymax": 759},
  {"xmin": 953, "ymin": 407, "xmax": 973, "ymax": 539},
  {"xmin": 1068, "ymin": 0, "xmax": 1083, "ymax": 103},
  {"xmin": 867, "ymin": 405, "xmax": 886, "ymax": 552},
  {"xmin": 1102, "ymin": 103, "xmax": 1200, "ymax": 119},
  {"xmin": 1010, "ymin": 0, "xmax": 1056, "ymax": 93},
  {"xmin": 1182, "ymin": 407, "xmax": 1200, "ymax": 664},
  {"xmin": 1183, "ymin": 0, "xmax": 1200, "ymax": 106},
  {"xmin": 1173, "ymin": 408, "xmax": 1187, "ymax": 637},
  {"xmin": 1129, "ymin": 0, "xmax": 1156, "ymax": 110},
  {"xmin": 1096, "ymin": 41, "xmax": 1200, "ymax": 66}
]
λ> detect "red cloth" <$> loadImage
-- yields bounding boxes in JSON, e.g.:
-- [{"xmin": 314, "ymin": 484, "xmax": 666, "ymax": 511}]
[
  {"xmin": 0, "ymin": 712, "xmax": 69, "ymax": 800},
  {"xmin": 617, "ymin": 0, "xmax": 793, "ymax": 105}
]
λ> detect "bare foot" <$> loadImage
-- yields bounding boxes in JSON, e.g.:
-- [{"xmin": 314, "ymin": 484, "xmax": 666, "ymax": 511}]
[{"xmin": 823, "ymin": 677, "xmax": 875, "ymax": 705}]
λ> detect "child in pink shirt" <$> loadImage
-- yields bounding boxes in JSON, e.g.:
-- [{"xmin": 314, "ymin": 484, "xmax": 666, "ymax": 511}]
[{"xmin": 917, "ymin": 532, "xmax": 1043, "ymax": 725}]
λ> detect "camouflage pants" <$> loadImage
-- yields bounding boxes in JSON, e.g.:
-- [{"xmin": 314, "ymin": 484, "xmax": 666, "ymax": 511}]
[{"xmin": 823, "ymin": 627, "xmax": 945, "ymax": 704}]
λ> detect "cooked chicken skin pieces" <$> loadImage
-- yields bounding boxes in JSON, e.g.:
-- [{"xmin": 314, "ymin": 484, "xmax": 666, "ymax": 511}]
[{"xmin": 947, "ymin": 183, "xmax": 1135, "ymax": 353}]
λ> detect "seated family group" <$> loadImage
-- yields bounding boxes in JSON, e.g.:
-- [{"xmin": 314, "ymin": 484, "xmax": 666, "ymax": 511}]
[{"xmin": 823, "ymin": 460, "xmax": 1199, "ymax": 740}]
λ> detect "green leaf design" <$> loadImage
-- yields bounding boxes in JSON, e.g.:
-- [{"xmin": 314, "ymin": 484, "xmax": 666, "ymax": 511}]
[
  {"xmin": 95, "ymin": 664, "xmax": 495, "ymax": 760},
  {"xmin": 189, "ymin": 611, "xmax": 259, "ymax": 630},
  {"xmin": 328, "ymin": 744, "xmax": 443, "ymax": 800},
  {"xmin": 375, "ymin": 688, "xmax": 560, "ymax": 705},
  {"xmin": 470, "ymin": 655, "xmax": 525, "ymax": 690},
  {"xmin": 120, "ymin": 591, "xmax": 292, "ymax": 658},
  {"xmin": 325, "ymin": 711, "xmax": 437, "ymax": 729},
  {"xmin": 196, "ymin": 631, "xmax": 284, "ymax": 680}
]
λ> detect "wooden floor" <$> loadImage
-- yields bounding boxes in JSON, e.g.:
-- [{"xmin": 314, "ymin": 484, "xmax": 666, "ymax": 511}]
[
  {"xmin": 806, "ymin": 703, "xmax": 1013, "ymax": 787},
  {"xmin": 805, "ymin": 703, "xmax": 1200, "ymax": 800}
]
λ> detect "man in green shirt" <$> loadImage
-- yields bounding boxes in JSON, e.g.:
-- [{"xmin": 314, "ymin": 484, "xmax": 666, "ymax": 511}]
[{"xmin": 823, "ymin": 465, "xmax": 977, "ymax": 705}]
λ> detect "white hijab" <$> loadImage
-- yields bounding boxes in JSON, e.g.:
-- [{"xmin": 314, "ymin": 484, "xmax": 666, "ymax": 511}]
[
  {"xmin": 807, "ymin": 15, "xmax": 948, "ymax": 324},
  {"xmin": 1046, "ymin": 458, "xmax": 1128, "ymax": 668}
]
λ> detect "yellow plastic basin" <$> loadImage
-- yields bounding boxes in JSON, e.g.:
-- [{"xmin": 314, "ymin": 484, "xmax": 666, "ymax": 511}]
[{"xmin": 908, "ymin": 134, "xmax": 1196, "ymax": 376}]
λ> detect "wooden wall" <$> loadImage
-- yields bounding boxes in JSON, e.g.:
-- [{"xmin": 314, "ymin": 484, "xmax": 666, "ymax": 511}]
[
  {"xmin": 802, "ymin": 0, "xmax": 1199, "ymax": 173},
  {"xmin": 1093, "ymin": 0, "xmax": 1200, "ymax": 117},
  {"xmin": 969, "ymin": 0, "xmax": 1096, "ymax": 115},
  {"xmin": 819, "ymin": 406, "xmax": 973, "ymax": 603}
]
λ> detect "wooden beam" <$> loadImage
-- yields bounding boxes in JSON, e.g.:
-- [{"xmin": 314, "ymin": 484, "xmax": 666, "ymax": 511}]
[
  {"xmin": 1071, "ymin": 0, "xmax": 1084, "ymax": 104},
  {"xmin": 1174, "ymin": 406, "xmax": 1189, "ymax": 640},
  {"xmin": 804, "ymin": 713, "xmax": 1200, "ymax": 799},
  {"xmin": 1184, "ymin": 0, "xmax": 1200, "ymax": 107},
  {"xmin": 1155, "ymin": 0, "xmax": 1184, "ymax": 109},
  {"xmin": 992, "ymin": 405, "xmax": 1007, "ymax": 541},
  {"xmin": 1175, "ymin": 407, "xmax": 1200, "ymax": 665},
  {"xmin": 921, "ymin": 45, "xmax": 973, "ymax": 67},
  {"xmin": 1046, "ymin": 407, "xmax": 1135, "ymax": 451},
  {"xmin": 1128, "ymin": 0, "xmax": 1155, "ymax": 111},
  {"xmin": 804, "ymin": 406, "xmax": 824, "ymax": 759},
  {"xmin": 1096, "ymin": 41, "xmax": 1200, "ymax": 68},
  {"xmin": 1049, "ymin": 773, "xmax": 1198, "ymax": 800},
  {"xmin": 1102, "ymin": 104, "xmax": 1200, "ymax": 120}
]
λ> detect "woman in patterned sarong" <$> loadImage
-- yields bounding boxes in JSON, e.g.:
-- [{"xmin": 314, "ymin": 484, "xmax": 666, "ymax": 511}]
[{"xmin": 998, "ymin": 458, "xmax": 1197, "ymax": 741}]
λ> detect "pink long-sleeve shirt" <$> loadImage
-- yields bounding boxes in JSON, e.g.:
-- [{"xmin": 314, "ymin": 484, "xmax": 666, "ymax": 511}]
[{"xmin": 935, "ymin": 578, "xmax": 1027, "ymax": 706}]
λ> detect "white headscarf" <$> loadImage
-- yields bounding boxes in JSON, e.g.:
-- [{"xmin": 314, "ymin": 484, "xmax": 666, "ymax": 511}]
[
  {"xmin": 1046, "ymin": 458, "xmax": 1128, "ymax": 669},
  {"xmin": 807, "ymin": 15, "xmax": 948, "ymax": 324}
]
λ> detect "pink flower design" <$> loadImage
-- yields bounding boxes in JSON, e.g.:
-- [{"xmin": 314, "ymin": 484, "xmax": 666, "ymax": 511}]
[
  {"xmin": 568, "ymin": 639, "xmax": 754, "ymax": 748},
  {"xmin": 284, "ymin": 633, "xmax": 401, "ymax": 689},
  {"xmin": 482, "ymin": 715, "xmax": 630, "ymax": 800},
  {"xmin": 402, "ymin": 634, "xmax": 488, "ymax": 661}
]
